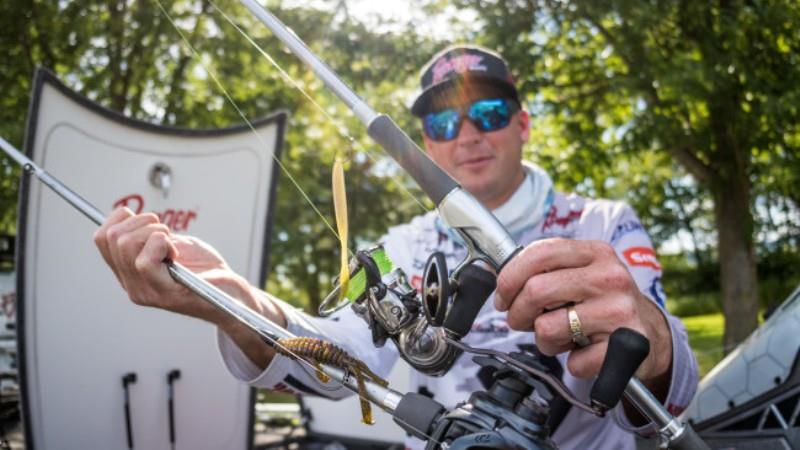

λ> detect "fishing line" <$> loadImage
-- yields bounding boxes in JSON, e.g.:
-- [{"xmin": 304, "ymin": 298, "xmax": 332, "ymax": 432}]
[
  {"xmin": 208, "ymin": 0, "xmax": 432, "ymax": 214},
  {"xmin": 153, "ymin": 1, "xmax": 443, "ymax": 443},
  {"xmin": 154, "ymin": 0, "xmax": 341, "ymax": 243}
]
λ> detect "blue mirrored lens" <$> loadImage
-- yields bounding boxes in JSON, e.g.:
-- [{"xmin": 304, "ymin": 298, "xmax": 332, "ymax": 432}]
[
  {"xmin": 423, "ymin": 109, "xmax": 461, "ymax": 141},
  {"xmin": 469, "ymin": 98, "xmax": 511, "ymax": 131},
  {"xmin": 422, "ymin": 98, "xmax": 514, "ymax": 141}
]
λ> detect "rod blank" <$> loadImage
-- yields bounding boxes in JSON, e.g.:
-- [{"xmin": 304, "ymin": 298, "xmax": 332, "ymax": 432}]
[{"xmin": 0, "ymin": 136, "xmax": 403, "ymax": 415}]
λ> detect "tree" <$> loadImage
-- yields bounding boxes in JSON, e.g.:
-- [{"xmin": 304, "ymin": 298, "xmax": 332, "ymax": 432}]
[
  {"xmin": 455, "ymin": 0, "xmax": 800, "ymax": 347},
  {"xmin": 0, "ymin": 0, "xmax": 440, "ymax": 313}
]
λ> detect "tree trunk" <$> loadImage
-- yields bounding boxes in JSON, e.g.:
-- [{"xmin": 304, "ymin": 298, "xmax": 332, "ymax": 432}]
[
  {"xmin": 712, "ymin": 177, "xmax": 759, "ymax": 350},
  {"xmin": 163, "ymin": 0, "xmax": 211, "ymax": 124}
]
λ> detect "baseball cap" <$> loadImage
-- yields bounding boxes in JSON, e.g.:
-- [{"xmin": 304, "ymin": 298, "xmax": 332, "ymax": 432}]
[{"xmin": 410, "ymin": 44, "xmax": 520, "ymax": 117}]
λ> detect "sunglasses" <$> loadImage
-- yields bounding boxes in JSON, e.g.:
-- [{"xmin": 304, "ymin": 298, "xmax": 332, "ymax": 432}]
[{"xmin": 422, "ymin": 98, "xmax": 518, "ymax": 142}]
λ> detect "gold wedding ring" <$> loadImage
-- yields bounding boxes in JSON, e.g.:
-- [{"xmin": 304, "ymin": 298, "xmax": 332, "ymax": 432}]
[{"xmin": 567, "ymin": 304, "xmax": 591, "ymax": 348}]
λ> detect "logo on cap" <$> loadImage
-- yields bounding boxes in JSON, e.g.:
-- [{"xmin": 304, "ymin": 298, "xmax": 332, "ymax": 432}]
[{"xmin": 431, "ymin": 54, "xmax": 487, "ymax": 84}]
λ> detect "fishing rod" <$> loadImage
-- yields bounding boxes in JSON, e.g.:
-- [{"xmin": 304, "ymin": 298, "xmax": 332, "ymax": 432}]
[
  {"xmin": 0, "ymin": 2, "xmax": 707, "ymax": 446},
  {"xmin": 0, "ymin": 135, "xmax": 405, "ymax": 419},
  {"xmin": 238, "ymin": 0, "xmax": 520, "ymax": 273},
  {"xmin": 235, "ymin": 1, "xmax": 709, "ymax": 448},
  {"xmin": 0, "ymin": 132, "xmax": 650, "ymax": 450}
]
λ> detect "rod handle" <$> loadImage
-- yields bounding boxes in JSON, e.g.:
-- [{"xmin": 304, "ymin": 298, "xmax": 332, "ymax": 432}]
[{"xmin": 367, "ymin": 114, "xmax": 458, "ymax": 205}]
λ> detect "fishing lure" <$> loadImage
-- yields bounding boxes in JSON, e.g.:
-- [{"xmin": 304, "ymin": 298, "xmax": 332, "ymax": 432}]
[
  {"xmin": 332, "ymin": 156, "xmax": 350, "ymax": 303},
  {"xmin": 276, "ymin": 336, "xmax": 388, "ymax": 424}
]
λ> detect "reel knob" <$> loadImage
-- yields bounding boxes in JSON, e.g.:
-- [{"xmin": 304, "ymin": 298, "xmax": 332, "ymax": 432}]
[{"xmin": 422, "ymin": 251, "xmax": 451, "ymax": 327}]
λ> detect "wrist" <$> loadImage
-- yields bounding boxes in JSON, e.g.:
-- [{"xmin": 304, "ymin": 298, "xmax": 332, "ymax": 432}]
[
  {"xmin": 638, "ymin": 297, "xmax": 674, "ymax": 397},
  {"xmin": 208, "ymin": 274, "xmax": 263, "ymax": 328}
]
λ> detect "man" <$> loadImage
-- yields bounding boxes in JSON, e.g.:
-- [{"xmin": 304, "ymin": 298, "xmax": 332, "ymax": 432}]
[{"xmin": 95, "ymin": 44, "xmax": 698, "ymax": 449}]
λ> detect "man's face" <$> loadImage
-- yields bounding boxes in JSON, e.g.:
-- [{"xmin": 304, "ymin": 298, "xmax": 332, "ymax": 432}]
[{"xmin": 421, "ymin": 85, "xmax": 529, "ymax": 209}]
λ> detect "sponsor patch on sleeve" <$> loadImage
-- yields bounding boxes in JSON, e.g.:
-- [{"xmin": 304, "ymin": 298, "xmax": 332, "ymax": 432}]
[
  {"xmin": 611, "ymin": 220, "xmax": 645, "ymax": 243},
  {"xmin": 649, "ymin": 276, "xmax": 666, "ymax": 307},
  {"xmin": 622, "ymin": 247, "xmax": 662, "ymax": 270}
]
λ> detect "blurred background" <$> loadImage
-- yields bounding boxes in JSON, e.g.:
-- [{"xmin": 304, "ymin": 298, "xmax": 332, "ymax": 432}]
[{"xmin": 0, "ymin": 0, "xmax": 799, "ymax": 441}]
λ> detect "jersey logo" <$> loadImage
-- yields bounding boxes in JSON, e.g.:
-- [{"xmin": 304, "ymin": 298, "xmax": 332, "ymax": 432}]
[
  {"xmin": 649, "ymin": 276, "xmax": 666, "ymax": 307},
  {"xmin": 541, "ymin": 205, "xmax": 582, "ymax": 231},
  {"xmin": 623, "ymin": 247, "xmax": 662, "ymax": 270},
  {"xmin": 471, "ymin": 317, "xmax": 510, "ymax": 334},
  {"xmin": 611, "ymin": 220, "xmax": 645, "ymax": 243}
]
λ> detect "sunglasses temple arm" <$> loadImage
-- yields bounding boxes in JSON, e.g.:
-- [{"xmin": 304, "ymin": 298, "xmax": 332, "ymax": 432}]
[{"xmin": 241, "ymin": 0, "xmax": 520, "ymax": 270}]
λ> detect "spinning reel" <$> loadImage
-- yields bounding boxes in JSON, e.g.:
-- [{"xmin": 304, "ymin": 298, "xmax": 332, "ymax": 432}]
[{"xmin": 319, "ymin": 246, "xmax": 495, "ymax": 375}]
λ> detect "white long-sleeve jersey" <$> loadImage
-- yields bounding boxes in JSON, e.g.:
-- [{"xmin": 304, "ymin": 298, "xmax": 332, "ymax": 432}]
[{"xmin": 218, "ymin": 188, "xmax": 698, "ymax": 450}]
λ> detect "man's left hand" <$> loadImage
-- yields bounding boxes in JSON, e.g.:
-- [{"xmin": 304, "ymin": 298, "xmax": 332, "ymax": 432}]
[{"xmin": 494, "ymin": 238, "xmax": 673, "ymax": 387}]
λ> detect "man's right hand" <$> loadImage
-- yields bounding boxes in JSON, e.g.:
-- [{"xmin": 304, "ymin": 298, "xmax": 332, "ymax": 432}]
[{"xmin": 93, "ymin": 207, "xmax": 285, "ymax": 368}]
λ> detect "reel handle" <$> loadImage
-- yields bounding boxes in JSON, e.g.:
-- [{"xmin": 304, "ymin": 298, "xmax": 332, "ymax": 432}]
[
  {"xmin": 590, "ymin": 327, "xmax": 650, "ymax": 413},
  {"xmin": 443, "ymin": 264, "xmax": 496, "ymax": 337}
]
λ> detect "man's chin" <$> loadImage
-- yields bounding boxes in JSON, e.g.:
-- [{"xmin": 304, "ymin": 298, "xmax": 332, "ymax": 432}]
[{"xmin": 459, "ymin": 180, "xmax": 494, "ymax": 202}]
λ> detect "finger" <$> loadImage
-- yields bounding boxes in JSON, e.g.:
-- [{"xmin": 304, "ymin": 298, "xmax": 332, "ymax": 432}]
[
  {"xmin": 132, "ymin": 231, "xmax": 180, "ymax": 303},
  {"xmin": 503, "ymin": 264, "xmax": 602, "ymax": 331},
  {"xmin": 566, "ymin": 340, "xmax": 608, "ymax": 379},
  {"xmin": 531, "ymin": 297, "xmax": 638, "ymax": 354},
  {"xmin": 118, "ymin": 223, "xmax": 175, "ymax": 271},
  {"xmin": 532, "ymin": 307, "xmax": 575, "ymax": 355},
  {"xmin": 106, "ymin": 213, "xmax": 161, "ymax": 251},
  {"xmin": 93, "ymin": 207, "xmax": 136, "ymax": 279},
  {"xmin": 536, "ymin": 329, "xmax": 610, "ymax": 357},
  {"xmin": 105, "ymin": 213, "xmax": 162, "ymax": 270},
  {"xmin": 495, "ymin": 239, "xmax": 598, "ymax": 311},
  {"xmin": 118, "ymin": 224, "xmax": 175, "ymax": 285}
]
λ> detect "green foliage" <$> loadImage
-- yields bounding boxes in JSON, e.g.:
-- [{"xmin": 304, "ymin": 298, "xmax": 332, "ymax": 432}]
[
  {"xmin": 661, "ymin": 253, "xmax": 721, "ymax": 316},
  {"xmin": 682, "ymin": 313, "xmax": 725, "ymax": 377},
  {"xmin": 453, "ymin": 0, "xmax": 800, "ymax": 344},
  {"xmin": 757, "ymin": 249, "xmax": 800, "ymax": 310},
  {"xmin": 0, "ymin": 0, "xmax": 442, "ymax": 313},
  {"xmin": 1, "ymin": 0, "xmax": 798, "ymax": 324},
  {"xmin": 663, "ymin": 249, "xmax": 800, "ymax": 317}
]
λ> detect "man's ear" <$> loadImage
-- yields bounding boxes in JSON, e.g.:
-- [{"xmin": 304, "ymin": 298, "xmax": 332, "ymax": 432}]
[{"xmin": 518, "ymin": 110, "xmax": 531, "ymax": 143}]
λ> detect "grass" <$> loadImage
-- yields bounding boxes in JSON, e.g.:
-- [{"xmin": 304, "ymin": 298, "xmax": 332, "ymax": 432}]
[{"xmin": 680, "ymin": 313, "xmax": 725, "ymax": 377}]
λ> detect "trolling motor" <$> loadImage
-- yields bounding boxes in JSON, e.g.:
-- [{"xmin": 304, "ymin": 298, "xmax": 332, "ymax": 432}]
[{"xmin": 319, "ymin": 246, "xmax": 496, "ymax": 375}]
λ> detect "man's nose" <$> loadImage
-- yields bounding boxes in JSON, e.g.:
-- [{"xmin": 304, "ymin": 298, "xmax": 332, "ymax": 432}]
[{"xmin": 456, "ymin": 119, "xmax": 482, "ymax": 144}]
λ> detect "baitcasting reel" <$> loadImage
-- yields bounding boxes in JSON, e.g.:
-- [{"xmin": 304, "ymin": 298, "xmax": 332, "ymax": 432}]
[
  {"xmin": 319, "ymin": 245, "xmax": 495, "ymax": 375},
  {"xmin": 392, "ymin": 328, "xmax": 652, "ymax": 450},
  {"xmin": 317, "ymin": 246, "xmax": 709, "ymax": 449}
]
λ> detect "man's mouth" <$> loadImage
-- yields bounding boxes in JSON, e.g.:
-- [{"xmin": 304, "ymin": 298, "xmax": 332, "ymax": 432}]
[{"xmin": 459, "ymin": 155, "xmax": 494, "ymax": 169}]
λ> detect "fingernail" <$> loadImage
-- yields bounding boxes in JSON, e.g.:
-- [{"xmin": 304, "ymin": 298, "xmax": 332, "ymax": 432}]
[{"xmin": 494, "ymin": 293, "xmax": 506, "ymax": 311}]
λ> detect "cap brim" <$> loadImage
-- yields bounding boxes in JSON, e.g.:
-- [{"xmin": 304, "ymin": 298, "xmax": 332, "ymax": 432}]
[{"xmin": 410, "ymin": 75, "xmax": 519, "ymax": 117}]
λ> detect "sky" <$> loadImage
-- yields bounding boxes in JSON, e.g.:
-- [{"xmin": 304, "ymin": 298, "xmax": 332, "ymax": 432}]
[{"xmin": 281, "ymin": 0, "xmax": 478, "ymax": 39}]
